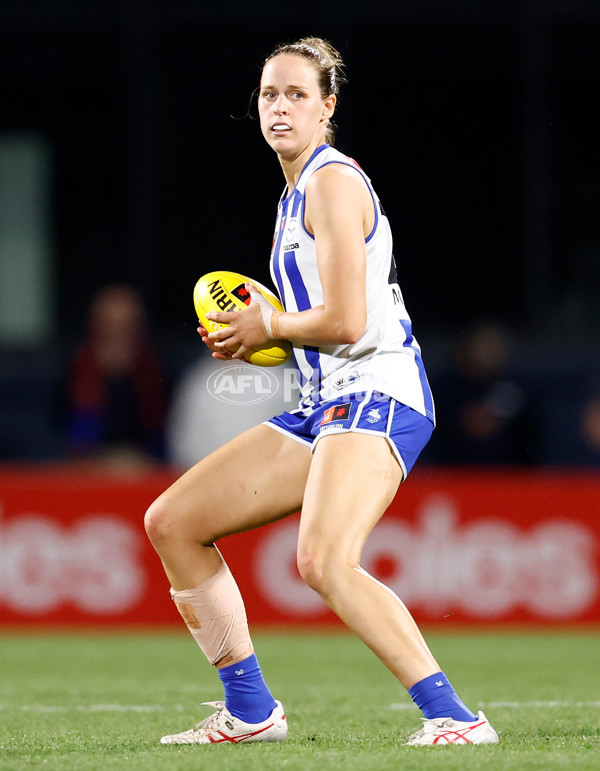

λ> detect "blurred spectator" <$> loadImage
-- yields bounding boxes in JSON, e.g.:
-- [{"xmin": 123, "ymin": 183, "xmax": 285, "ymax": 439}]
[
  {"xmin": 431, "ymin": 320, "xmax": 538, "ymax": 465},
  {"xmin": 167, "ymin": 352, "xmax": 296, "ymax": 470},
  {"xmin": 59, "ymin": 284, "xmax": 168, "ymax": 470},
  {"xmin": 578, "ymin": 378, "xmax": 600, "ymax": 467}
]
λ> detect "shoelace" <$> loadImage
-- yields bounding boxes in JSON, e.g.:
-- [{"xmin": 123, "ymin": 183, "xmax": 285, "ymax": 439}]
[
  {"xmin": 413, "ymin": 717, "xmax": 453, "ymax": 737},
  {"xmin": 193, "ymin": 703, "xmax": 226, "ymax": 733}
]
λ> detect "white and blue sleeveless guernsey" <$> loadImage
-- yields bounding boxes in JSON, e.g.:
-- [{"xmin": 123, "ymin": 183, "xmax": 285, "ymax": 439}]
[{"xmin": 270, "ymin": 144, "xmax": 435, "ymax": 424}]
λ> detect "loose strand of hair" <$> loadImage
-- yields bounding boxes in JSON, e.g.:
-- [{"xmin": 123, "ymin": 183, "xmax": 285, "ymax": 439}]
[{"xmin": 229, "ymin": 85, "xmax": 260, "ymax": 122}]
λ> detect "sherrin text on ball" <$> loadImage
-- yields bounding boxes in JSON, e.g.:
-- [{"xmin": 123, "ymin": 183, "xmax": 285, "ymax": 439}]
[{"xmin": 193, "ymin": 270, "xmax": 292, "ymax": 367}]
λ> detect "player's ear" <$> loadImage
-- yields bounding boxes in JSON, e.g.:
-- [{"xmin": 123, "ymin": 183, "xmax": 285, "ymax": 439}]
[{"xmin": 322, "ymin": 95, "xmax": 336, "ymax": 121}]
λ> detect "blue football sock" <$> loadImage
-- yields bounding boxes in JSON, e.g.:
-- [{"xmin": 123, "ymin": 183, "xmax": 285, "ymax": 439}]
[
  {"xmin": 218, "ymin": 653, "xmax": 277, "ymax": 724},
  {"xmin": 408, "ymin": 671, "xmax": 477, "ymax": 721}
]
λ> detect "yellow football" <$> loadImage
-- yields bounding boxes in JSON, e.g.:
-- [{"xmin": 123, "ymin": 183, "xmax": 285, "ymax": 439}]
[{"xmin": 193, "ymin": 270, "xmax": 292, "ymax": 367}]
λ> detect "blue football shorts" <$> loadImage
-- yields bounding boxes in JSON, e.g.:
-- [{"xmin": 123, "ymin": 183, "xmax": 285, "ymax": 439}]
[{"xmin": 264, "ymin": 390, "xmax": 434, "ymax": 480}]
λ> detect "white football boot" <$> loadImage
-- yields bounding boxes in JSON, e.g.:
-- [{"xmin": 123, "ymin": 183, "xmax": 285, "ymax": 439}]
[
  {"xmin": 160, "ymin": 700, "xmax": 287, "ymax": 745},
  {"xmin": 407, "ymin": 710, "xmax": 499, "ymax": 746}
]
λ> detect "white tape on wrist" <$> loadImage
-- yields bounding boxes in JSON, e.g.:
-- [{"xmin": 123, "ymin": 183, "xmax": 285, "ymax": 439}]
[
  {"xmin": 248, "ymin": 284, "xmax": 275, "ymax": 339},
  {"xmin": 261, "ymin": 304, "xmax": 275, "ymax": 338}
]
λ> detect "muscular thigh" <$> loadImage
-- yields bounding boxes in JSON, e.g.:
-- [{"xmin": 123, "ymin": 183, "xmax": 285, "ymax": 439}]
[
  {"xmin": 298, "ymin": 432, "xmax": 403, "ymax": 564},
  {"xmin": 156, "ymin": 424, "xmax": 311, "ymax": 543}
]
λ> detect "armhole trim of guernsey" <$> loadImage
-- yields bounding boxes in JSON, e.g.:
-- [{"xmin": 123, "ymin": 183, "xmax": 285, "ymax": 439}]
[{"xmin": 301, "ymin": 160, "xmax": 379, "ymax": 243}]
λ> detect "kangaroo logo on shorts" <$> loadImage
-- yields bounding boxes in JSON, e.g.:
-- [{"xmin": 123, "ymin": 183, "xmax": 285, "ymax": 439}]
[
  {"xmin": 320, "ymin": 403, "xmax": 351, "ymax": 425},
  {"xmin": 231, "ymin": 283, "xmax": 252, "ymax": 306}
]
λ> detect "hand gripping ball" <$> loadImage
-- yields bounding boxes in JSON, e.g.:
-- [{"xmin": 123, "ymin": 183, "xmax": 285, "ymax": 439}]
[{"xmin": 193, "ymin": 270, "xmax": 292, "ymax": 367}]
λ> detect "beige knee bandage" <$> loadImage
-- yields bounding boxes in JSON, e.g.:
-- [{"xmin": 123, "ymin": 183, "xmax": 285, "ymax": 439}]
[{"xmin": 170, "ymin": 562, "xmax": 253, "ymax": 666}]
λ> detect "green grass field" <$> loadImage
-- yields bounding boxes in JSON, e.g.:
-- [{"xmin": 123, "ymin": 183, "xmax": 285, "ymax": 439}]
[{"xmin": 0, "ymin": 629, "xmax": 598, "ymax": 770}]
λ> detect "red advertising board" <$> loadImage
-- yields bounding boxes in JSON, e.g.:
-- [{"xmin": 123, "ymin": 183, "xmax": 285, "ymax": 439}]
[{"xmin": 0, "ymin": 467, "xmax": 599, "ymax": 627}]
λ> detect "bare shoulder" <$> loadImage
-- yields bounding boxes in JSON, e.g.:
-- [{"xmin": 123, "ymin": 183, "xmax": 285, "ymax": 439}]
[
  {"xmin": 305, "ymin": 161, "xmax": 374, "ymax": 237},
  {"xmin": 305, "ymin": 162, "xmax": 370, "ymax": 209},
  {"xmin": 307, "ymin": 161, "xmax": 366, "ymax": 192}
]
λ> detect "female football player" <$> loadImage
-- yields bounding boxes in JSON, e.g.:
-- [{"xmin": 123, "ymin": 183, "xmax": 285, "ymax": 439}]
[{"xmin": 145, "ymin": 36, "xmax": 498, "ymax": 747}]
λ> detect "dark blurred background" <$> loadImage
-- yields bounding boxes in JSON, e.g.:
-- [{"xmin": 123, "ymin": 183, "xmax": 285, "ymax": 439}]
[{"xmin": 1, "ymin": 0, "xmax": 599, "ymax": 468}]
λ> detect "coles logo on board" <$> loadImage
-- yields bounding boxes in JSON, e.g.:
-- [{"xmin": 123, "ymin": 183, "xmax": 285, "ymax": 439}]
[
  {"xmin": 0, "ymin": 512, "xmax": 145, "ymax": 615},
  {"xmin": 255, "ymin": 494, "xmax": 599, "ymax": 621}
]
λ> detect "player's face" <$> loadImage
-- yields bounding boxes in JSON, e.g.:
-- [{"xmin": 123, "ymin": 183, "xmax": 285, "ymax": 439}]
[{"xmin": 259, "ymin": 54, "xmax": 335, "ymax": 161}]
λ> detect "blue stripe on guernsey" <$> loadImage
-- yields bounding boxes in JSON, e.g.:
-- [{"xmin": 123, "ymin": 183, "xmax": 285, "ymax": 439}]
[
  {"xmin": 284, "ymin": 250, "xmax": 322, "ymax": 391},
  {"xmin": 271, "ymin": 201, "xmax": 313, "ymax": 385},
  {"xmin": 273, "ymin": 188, "xmax": 311, "ymax": 388},
  {"xmin": 400, "ymin": 319, "xmax": 435, "ymax": 422},
  {"xmin": 290, "ymin": 190, "xmax": 303, "ymax": 218},
  {"xmin": 272, "ymin": 200, "xmax": 289, "ymax": 310},
  {"xmin": 401, "ymin": 318, "xmax": 415, "ymax": 347},
  {"xmin": 302, "ymin": 386, "xmax": 323, "ymax": 409}
]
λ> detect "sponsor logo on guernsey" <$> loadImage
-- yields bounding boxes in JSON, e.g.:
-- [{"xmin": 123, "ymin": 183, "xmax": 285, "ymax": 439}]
[
  {"xmin": 319, "ymin": 423, "xmax": 346, "ymax": 435},
  {"xmin": 333, "ymin": 372, "xmax": 360, "ymax": 390},
  {"xmin": 283, "ymin": 242, "xmax": 299, "ymax": 252},
  {"xmin": 319, "ymin": 403, "xmax": 351, "ymax": 425}
]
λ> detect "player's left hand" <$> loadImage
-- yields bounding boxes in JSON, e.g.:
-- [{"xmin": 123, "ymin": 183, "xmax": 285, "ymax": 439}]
[{"xmin": 206, "ymin": 284, "xmax": 272, "ymax": 360}]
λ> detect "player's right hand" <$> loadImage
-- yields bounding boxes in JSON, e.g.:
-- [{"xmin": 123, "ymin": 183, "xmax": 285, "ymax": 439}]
[{"xmin": 197, "ymin": 324, "xmax": 234, "ymax": 360}]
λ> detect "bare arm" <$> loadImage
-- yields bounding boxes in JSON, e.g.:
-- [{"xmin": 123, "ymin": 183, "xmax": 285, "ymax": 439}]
[
  {"xmin": 206, "ymin": 164, "xmax": 373, "ymax": 357},
  {"xmin": 273, "ymin": 164, "xmax": 371, "ymax": 346}
]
